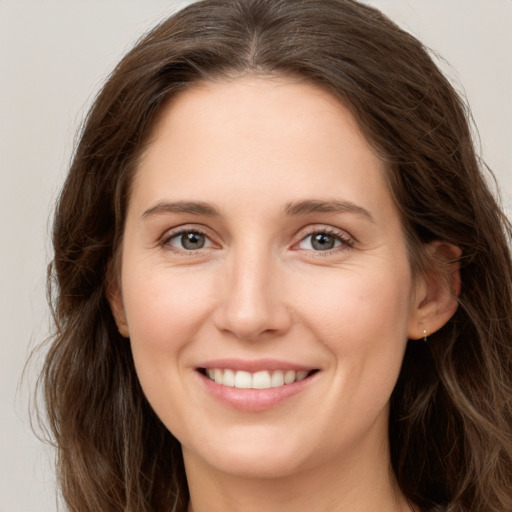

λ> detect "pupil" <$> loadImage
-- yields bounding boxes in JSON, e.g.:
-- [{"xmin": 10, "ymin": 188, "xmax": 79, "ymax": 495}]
[
  {"xmin": 312, "ymin": 233, "xmax": 335, "ymax": 251},
  {"xmin": 182, "ymin": 232, "xmax": 205, "ymax": 250}
]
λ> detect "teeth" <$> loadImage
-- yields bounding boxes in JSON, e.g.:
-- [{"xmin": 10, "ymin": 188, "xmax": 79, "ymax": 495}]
[
  {"xmin": 204, "ymin": 368, "xmax": 312, "ymax": 388},
  {"xmin": 284, "ymin": 370, "xmax": 296, "ymax": 384},
  {"xmin": 296, "ymin": 370, "xmax": 309, "ymax": 381},
  {"xmin": 271, "ymin": 370, "xmax": 284, "ymax": 387},
  {"xmin": 234, "ymin": 370, "xmax": 252, "ymax": 389},
  {"xmin": 252, "ymin": 370, "xmax": 271, "ymax": 389},
  {"xmin": 223, "ymin": 369, "xmax": 235, "ymax": 387}
]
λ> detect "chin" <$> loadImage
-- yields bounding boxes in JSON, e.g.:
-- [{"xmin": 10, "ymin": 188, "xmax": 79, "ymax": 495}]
[{"xmin": 183, "ymin": 427, "xmax": 317, "ymax": 479}]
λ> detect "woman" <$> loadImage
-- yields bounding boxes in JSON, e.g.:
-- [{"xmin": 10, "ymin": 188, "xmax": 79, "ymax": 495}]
[{"xmin": 40, "ymin": 0, "xmax": 512, "ymax": 511}]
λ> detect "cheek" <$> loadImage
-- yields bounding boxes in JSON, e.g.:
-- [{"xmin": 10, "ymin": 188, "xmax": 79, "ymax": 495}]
[
  {"xmin": 298, "ymin": 264, "xmax": 413, "ymax": 404},
  {"xmin": 121, "ymin": 267, "xmax": 217, "ymax": 369},
  {"xmin": 120, "ymin": 268, "xmax": 218, "ymax": 431},
  {"xmin": 298, "ymin": 265, "xmax": 413, "ymax": 345}
]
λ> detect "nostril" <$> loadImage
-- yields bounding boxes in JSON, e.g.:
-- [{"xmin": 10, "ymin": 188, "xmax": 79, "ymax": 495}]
[{"xmin": 212, "ymin": 283, "xmax": 293, "ymax": 341}]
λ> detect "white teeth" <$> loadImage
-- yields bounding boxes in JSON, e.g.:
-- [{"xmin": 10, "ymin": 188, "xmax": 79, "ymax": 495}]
[
  {"xmin": 271, "ymin": 370, "xmax": 284, "ymax": 387},
  {"xmin": 252, "ymin": 370, "xmax": 271, "ymax": 389},
  {"xmin": 296, "ymin": 370, "xmax": 309, "ymax": 381},
  {"xmin": 204, "ymin": 368, "xmax": 312, "ymax": 389},
  {"xmin": 284, "ymin": 370, "xmax": 296, "ymax": 384},
  {"xmin": 234, "ymin": 370, "xmax": 252, "ymax": 389},
  {"xmin": 223, "ymin": 369, "xmax": 235, "ymax": 387}
]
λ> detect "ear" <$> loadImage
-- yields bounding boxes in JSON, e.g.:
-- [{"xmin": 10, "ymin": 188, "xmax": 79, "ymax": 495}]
[
  {"xmin": 408, "ymin": 241, "xmax": 462, "ymax": 340},
  {"xmin": 106, "ymin": 263, "xmax": 130, "ymax": 338}
]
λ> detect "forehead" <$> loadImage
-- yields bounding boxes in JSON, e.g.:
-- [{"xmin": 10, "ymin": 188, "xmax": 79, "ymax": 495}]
[
  {"xmin": 133, "ymin": 76, "xmax": 390, "ymax": 211},
  {"xmin": 147, "ymin": 76, "xmax": 371, "ymax": 157}
]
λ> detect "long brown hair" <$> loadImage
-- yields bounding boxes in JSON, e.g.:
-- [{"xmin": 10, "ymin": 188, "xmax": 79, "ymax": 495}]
[{"xmin": 40, "ymin": 0, "xmax": 512, "ymax": 510}]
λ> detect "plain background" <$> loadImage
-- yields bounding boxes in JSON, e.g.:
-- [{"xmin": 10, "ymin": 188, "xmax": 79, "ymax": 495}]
[{"xmin": 1, "ymin": 1, "xmax": 510, "ymax": 510}]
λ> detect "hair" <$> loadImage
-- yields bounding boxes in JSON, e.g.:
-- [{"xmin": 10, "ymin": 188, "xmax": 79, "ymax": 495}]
[{"xmin": 39, "ymin": 0, "xmax": 512, "ymax": 511}]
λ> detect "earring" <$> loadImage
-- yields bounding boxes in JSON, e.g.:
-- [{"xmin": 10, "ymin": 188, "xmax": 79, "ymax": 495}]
[{"xmin": 423, "ymin": 329, "xmax": 428, "ymax": 342}]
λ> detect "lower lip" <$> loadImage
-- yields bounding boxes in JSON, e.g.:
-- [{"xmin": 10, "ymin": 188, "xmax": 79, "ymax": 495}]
[{"xmin": 197, "ymin": 371, "xmax": 317, "ymax": 412}]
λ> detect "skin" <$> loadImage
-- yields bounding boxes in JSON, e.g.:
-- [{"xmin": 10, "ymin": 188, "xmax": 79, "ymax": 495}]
[{"xmin": 110, "ymin": 76, "xmax": 459, "ymax": 512}]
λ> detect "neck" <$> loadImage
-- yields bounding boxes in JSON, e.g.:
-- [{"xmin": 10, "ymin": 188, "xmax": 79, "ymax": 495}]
[{"xmin": 184, "ymin": 433, "xmax": 413, "ymax": 512}]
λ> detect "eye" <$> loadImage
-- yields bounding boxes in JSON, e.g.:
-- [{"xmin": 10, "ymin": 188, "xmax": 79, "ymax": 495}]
[
  {"xmin": 297, "ymin": 230, "xmax": 351, "ymax": 251},
  {"xmin": 165, "ymin": 230, "xmax": 214, "ymax": 251}
]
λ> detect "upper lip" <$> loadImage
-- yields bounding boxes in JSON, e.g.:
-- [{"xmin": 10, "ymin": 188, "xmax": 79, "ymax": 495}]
[{"xmin": 196, "ymin": 358, "xmax": 316, "ymax": 373}]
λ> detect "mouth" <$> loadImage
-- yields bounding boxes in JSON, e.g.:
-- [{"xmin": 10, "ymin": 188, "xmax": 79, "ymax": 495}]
[{"xmin": 197, "ymin": 368, "xmax": 319, "ymax": 389}]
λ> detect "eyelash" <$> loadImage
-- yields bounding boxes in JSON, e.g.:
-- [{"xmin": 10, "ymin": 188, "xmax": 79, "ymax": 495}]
[
  {"xmin": 160, "ymin": 226, "xmax": 354, "ymax": 254},
  {"xmin": 294, "ymin": 227, "xmax": 354, "ymax": 254},
  {"xmin": 161, "ymin": 227, "xmax": 214, "ymax": 254}
]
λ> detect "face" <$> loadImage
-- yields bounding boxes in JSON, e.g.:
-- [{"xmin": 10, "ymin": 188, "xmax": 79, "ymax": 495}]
[{"xmin": 111, "ymin": 77, "xmax": 425, "ymax": 480}]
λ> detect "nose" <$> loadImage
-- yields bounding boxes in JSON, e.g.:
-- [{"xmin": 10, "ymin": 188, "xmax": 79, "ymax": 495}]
[{"xmin": 213, "ymin": 249, "xmax": 292, "ymax": 341}]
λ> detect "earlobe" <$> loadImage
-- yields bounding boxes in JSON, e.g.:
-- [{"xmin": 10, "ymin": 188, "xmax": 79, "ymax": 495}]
[
  {"xmin": 106, "ymin": 270, "xmax": 130, "ymax": 338},
  {"xmin": 408, "ymin": 241, "xmax": 462, "ymax": 340}
]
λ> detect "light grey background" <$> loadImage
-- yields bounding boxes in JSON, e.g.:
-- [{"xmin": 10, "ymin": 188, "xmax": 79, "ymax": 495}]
[{"xmin": 1, "ymin": 1, "xmax": 510, "ymax": 510}]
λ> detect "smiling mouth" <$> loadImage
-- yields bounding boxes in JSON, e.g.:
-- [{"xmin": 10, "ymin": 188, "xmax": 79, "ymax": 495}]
[{"xmin": 198, "ymin": 368, "xmax": 318, "ymax": 389}]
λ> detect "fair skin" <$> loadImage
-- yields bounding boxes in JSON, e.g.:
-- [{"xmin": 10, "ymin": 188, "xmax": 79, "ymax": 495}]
[{"xmin": 110, "ymin": 76, "xmax": 459, "ymax": 512}]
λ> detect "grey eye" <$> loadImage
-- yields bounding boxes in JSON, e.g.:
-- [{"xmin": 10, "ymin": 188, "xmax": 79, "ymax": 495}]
[
  {"xmin": 299, "ymin": 232, "xmax": 343, "ymax": 251},
  {"xmin": 311, "ymin": 233, "xmax": 336, "ymax": 250},
  {"xmin": 181, "ymin": 232, "xmax": 205, "ymax": 250},
  {"xmin": 168, "ymin": 231, "xmax": 212, "ymax": 251}
]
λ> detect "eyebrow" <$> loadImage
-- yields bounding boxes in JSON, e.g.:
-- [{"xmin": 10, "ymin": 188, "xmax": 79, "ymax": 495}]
[
  {"xmin": 284, "ymin": 199, "xmax": 374, "ymax": 222},
  {"xmin": 142, "ymin": 200, "xmax": 220, "ymax": 218},
  {"xmin": 141, "ymin": 198, "xmax": 374, "ymax": 222}
]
